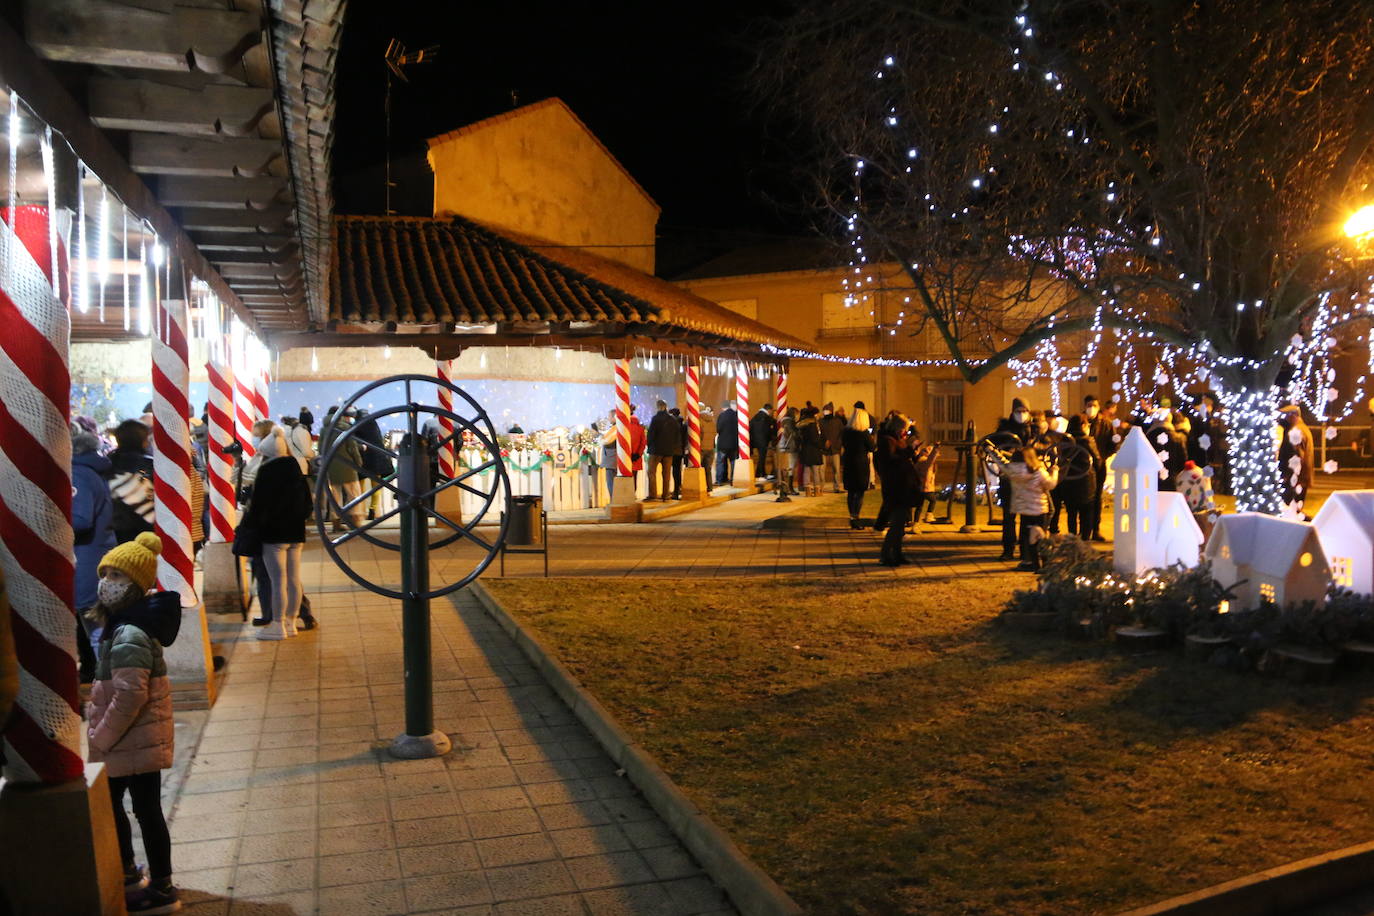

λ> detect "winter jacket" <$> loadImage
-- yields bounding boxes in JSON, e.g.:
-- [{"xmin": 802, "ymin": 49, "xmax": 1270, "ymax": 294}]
[
  {"xmin": 73, "ymin": 451, "xmax": 118, "ymax": 610},
  {"xmin": 321, "ymin": 421, "xmax": 364, "ymax": 486},
  {"xmin": 628, "ymin": 417, "xmax": 646, "ymax": 471},
  {"xmin": 819, "ymin": 414, "xmax": 845, "ymax": 455},
  {"xmin": 749, "ymin": 410, "xmax": 776, "ymax": 451},
  {"xmin": 107, "ymin": 448, "xmax": 155, "ymax": 544},
  {"xmin": 715, "ymin": 408, "xmax": 739, "ymax": 455},
  {"xmin": 353, "ymin": 417, "xmax": 395, "ymax": 479},
  {"xmin": 244, "ymin": 456, "xmax": 314, "ymax": 544},
  {"xmin": 87, "ymin": 592, "xmax": 179, "ymax": 778},
  {"xmin": 1058, "ymin": 433, "xmax": 1099, "ymax": 506},
  {"xmin": 286, "ymin": 425, "xmax": 316, "ymax": 475},
  {"xmin": 913, "ymin": 444, "xmax": 940, "ymax": 493},
  {"xmin": 879, "ymin": 443, "xmax": 919, "ymax": 509},
  {"xmin": 699, "ymin": 413, "xmax": 717, "ymax": 456},
  {"xmin": 646, "ymin": 410, "xmax": 683, "ymax": 456},
  {"xmin": 798, "ymin": 417, "xmax": 824, "ymax": 466},
  {"xmin": 241, "ymin": 427, "xmax": 290, "ymax": 488},
  {"xmin": 1008, "ymin": 461, "xmax": 1058, "ymax": 515},
  {"xmin": 840, "ymin": 426, "xmax": 875, "ymax": 492},
  {"xmin": 776, "ymin": 417, "xmax": 798, "ymax": 453}
]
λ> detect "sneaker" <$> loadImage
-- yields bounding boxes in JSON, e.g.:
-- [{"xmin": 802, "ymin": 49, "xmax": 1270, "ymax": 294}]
[
  {"xmin": 250, "ymin": 617, "xmax": 270, "ymax": 627},
  {"xmin": 298, "ymin": 617, "xmax": 317, "ymax": 631},
  {"xmin": 127, "ymin": 881, "xmax": 180, "ymax": 914},
  {"xmin": 124, "ymin": 863, "xmax": 148, "ymax": 891}
]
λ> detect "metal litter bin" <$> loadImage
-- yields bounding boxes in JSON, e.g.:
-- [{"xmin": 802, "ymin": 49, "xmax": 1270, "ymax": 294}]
[{"xmin": 507, "ymin": 495, "xmax": 543, "ymax": 546}]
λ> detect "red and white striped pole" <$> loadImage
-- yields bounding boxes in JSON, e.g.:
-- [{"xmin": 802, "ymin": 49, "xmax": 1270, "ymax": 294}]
[
  {"xmin": 685, "ymin": 364, "xmax": 701, "ymax": 469},
  {"xmin": 775, "ymin": 372, "xmax": 788, "ymax": 416},
  {"xmin": 0, "ymin": 204, "xmax": 83, "ymax": 783},
  {"xmin": 252, "ymin": 362, "xmax": 270, "ymax": 425},
  {"xmin": 615, "ymin": 357, "xmax": 632, "ymax": 479},
  {"xmin": 204, "ymin": 353, "xmax": 236, "ymax": 542},
  {"xmin": 436, "ymin": 359, "xmax": 456, "ymax": 481},
  {"xmin": 231, "ymin": 327, "xmax": 255, "ymax": 461},
  {"xmin": 152, "ymin": 297, "xmax": 197, "ymax": 607},
  {"xmin": 736, "ymin": 363, "xmax": 750, "ymax": 464}
]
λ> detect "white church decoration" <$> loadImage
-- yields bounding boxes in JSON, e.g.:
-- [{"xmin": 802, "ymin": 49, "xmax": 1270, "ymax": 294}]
[
  {"xmin": 1311, "ymin": 490, "xmax": 1374, "ymax": 596},
  {"xmin": 1111, "ymin": 426, "xmax": 1204, "ymax": 574},
  {"xmin": 1203, "ymin": 513, "xmax": 1332, "ymax": 611}
]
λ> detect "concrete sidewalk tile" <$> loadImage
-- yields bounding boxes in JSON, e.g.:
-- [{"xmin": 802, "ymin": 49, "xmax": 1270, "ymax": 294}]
[
  {"xmin": 235, "ymin": 829, "xmax": 316, "ymax": 865},
  {"xmin": 232, "ymin": 858, "xmax": 316, "ymax": 897},
  {"xmin": 641, "ymin": 845, "xmax": 704, "ymax": 882},
  {"xmin": 225, "ymin": 889, "xmax": 316, "ymax": 914},
  {"xmin": 548, "ymin": 824, "xmax": 633, "ymax": 858},
  {"xmin": 174, "ymin": 810, "xmax": 247, "ymax": 842},
  {"xmin": 404, "ymin": 870, "xmax": 493, "ymax": 911},
  {"xmin": 389, "ymin": 793, "xmax": 462, "ymax": 821},
  {"xmin": 663, "ymin": 875, "xmax": 732, "ymax": 914},
  {"xmin": 175, "ymin": 788, "xmax": 248, "ymax": 816},
  {"xmin": 463, "ymin": 807, "xmax": 543, "ymax": 840},
  {"xmin": 513, "ymin": 760, "xmax": 582, "ymax": 786},
  {"xmin": 392, "ymin": 813, "xmax": 470, "ymax": 848},
  {"xmin": 175, "ymin": 867, "xmax": 235, "ymax": 898},
  {"xmin": 181, "ymin": 769, "xmax": 254, "ymax": 795},
  {"xmin": 523, "ymin": 779, "xmax": 596, "ymax": 807},
  {"xmin": 246, "ymin": 782, "xmax": 318, "ymax": 810},
  {"xmin": 193, "ymin": 750, "xmax": 257, "ymax": 772},
  {"xmin": 255, "ymin": 728, "xmax": 320, "ymax": 750},
  {"xmin": 171, "ymin": 837, "xmax": 239, "ymax": 872},
  {"xmin": 535, "ymin": 801, "xmax": 613, "ymax": 832},
  {"xmin": 317, "ymin": 878, "xmax": 407, "ymax": 916},
  {"xmin": 474, "ymin": 832, "xmax": 559, "ymax": 868},
  {"xmin": 459, "ymin": 785, "xmax": 532, "ymax": 813},
  {"xmin": 319, "ymin": 849, "xmax": 402, "ymax": 887},
  {"xmin": 319, "ymin": 821, "xmax": 393, "ymax": 857},
  {"xmin": 564, "ymin": 850, "xmax": 655, "ymax": 890},
  {"xmin": 319, "ymin": 775, "xmax": 386, "ymax": 804},
  {"xmin": 384, "ymin": 771, "xmax": 453, "ymax": 798},
  {"xmin": 449, "ymin": 765, "xmax": 519, "ymax": 790},
  {"xmin": 493, "ymin": 893, "xmax": 587, "ymax": 915},
  {"xmin": 579, "ymin": 882, "xmax": 674, "ymax": 915},
  {"xmin": 319, "ymin": 798, "xmax": 390, "ymax": 828},
  {"xmin": 483, "ymin": 860, "xmax": 576, "ymax": 902},
  {"xmin": 397, "ymin": 840, "xmax": 481, "ymax": 877}
]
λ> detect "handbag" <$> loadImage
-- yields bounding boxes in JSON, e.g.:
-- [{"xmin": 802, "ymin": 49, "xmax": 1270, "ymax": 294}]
[{"xmin": 232, "ymin": 517, "xmax": 263, "ymax": 557}]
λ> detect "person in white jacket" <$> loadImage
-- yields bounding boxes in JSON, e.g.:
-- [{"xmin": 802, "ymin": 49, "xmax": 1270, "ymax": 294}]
[{"xmin": 1007, "ymin": 446, "xmax": 1059, "ymax": 572}]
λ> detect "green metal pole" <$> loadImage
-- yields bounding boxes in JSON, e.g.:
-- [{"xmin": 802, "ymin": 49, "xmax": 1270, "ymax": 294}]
[
  {"xmin": 962, "ymin": 420, "xmax": 977, "ymax": 532},
  {"xmin": 391, "ymin": 423, "xmax": 449, "ymax": 758}
]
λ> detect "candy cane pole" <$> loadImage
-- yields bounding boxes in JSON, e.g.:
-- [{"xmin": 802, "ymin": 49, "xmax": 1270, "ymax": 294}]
[
  {"xmin": 685, "ymin": 364, "xmax": 701, "ymax": 469},
  {"xmin": 253, "ymin": 362, "xmax": 270, "ymax": 424},
  {"xmin": 736, "ymin": 364, "xmax": 750, "ymax": 464},
  {"xmin": 775, "ymin": 372, "xmax": 788, "ymax": 416},
  {"xmin": 0, "ymin": 204, "xmax": 83, "ymax": 783},
  {"xmin": 205, "ymin": 354, "xmax": 237, "ymax": 542},
  {"xmin": 231, "ymin": 330, "xmax": 256, "ymax": 461},
  {"xmin": 152, "ymin": 297, "xmax": 197, "ymax": 606},
  {"xmin": 436, "ymin": 360, "xmax": 456, "ymax": 480},
  {"xmin": 615, "ymin": 357, "xmax": 632, "ymax": 479}
]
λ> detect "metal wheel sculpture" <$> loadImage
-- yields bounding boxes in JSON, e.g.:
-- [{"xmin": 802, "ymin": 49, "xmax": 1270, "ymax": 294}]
[
  {"xmin": 312, "ymin": 375, "xmax": 512, "ymax": 760},
  {"xmin": 314, "ymin": 375, "xmax": 511, "ymax": 600},
  {"xmin": 1038, "ymin": 435, "xmax": 1093, "ymax": 481},
  {"xmin": 976, "ymin": 430, "xmax": 1025, "ymax": 478}
]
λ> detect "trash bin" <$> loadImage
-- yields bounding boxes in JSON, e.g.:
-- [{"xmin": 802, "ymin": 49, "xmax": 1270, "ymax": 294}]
[{"xmin": 507, "ymin": 495, "xmax": 543, "ymax": 546}]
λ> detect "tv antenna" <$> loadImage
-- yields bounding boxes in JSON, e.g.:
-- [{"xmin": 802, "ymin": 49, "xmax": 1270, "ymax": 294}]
[{"xmin": 383, "ymin": 39, "xmax": 439, "ymax": 215}]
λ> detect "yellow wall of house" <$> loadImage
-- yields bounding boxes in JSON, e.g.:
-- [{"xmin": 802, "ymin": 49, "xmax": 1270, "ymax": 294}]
[
  {"xmin": 428, "ymin": 102, "xmax": 660, "ymax": 274},
  {"xmin": 677, "ymin": 266, "xmax": 1107, "ymax": 440}
]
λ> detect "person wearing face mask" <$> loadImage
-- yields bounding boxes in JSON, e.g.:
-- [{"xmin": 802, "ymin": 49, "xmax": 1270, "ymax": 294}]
[
  {"xmin": 86, "ymin": 532, "xmax": 182, "ymax": 913},
  {"xmin": 995, "ymin": 399, "xmax": 1033, "ymax": 561},
  {"xmin": 1082, "ymin": 396, "xmax": 1110, "ymax": 541},
  {"xmin": 239, "ymin": 419, "xmax": 290, "ymax": 494}
]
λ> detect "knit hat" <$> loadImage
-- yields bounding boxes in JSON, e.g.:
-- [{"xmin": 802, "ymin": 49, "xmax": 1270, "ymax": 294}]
[
  {"xmin": 1011, "ymin": 398, "xmax": 1028, "ymax": 413},
  {"xmin": 98, "ymin": 532, "xmax": 163, "ymax": 592}
]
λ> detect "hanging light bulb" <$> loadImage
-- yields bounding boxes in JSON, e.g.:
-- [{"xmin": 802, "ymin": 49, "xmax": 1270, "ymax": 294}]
[
  {"xmin": 310, "ymin": 347, "xmax": 319, "ymax": 372},
  {"xmin": 383, "ymin": 343, "xmax": 392, "ymax": 359}
]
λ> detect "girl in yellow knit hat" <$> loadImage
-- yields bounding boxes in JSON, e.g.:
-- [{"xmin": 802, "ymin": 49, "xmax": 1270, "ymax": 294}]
[{"xmin": 87, "ymin": 531, "xmax": 182, "ymax": 914}]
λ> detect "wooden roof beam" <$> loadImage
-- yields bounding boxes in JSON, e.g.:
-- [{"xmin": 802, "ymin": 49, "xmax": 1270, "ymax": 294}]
[
  {"xmin": 89, "ymin": 77, "xmax": 274, "ymax": 136},
  {"xmin": 175, "ymin": 206, "xmax": 292, "ymax": 232},
  {"xmin": 156, "ymin": 175, "xmax": 289, "ymax": 209},
  {"xmin": 25, "ymin": 0, "xmax": 262, "ymax": 75},
  {"xmin": 130, "ymin": 134, "xmax": 284, "ymax": 178}
]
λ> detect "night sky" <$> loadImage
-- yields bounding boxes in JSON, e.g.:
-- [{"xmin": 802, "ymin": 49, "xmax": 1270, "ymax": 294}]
[{"xmin": 330, "ymin": 1, "xmax": 806, "ymax": 275}]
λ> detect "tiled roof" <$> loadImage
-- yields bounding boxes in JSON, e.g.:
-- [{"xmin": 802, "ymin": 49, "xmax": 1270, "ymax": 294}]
[{"xmin": 331, "ymin": 215, "xmax": 808, "ymax": 354}]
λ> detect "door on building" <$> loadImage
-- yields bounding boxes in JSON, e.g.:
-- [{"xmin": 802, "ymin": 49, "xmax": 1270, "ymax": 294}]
[
  {"xmin": 822, "ymin": 381, "xmax": 877, "ymax": 420},
  {"xmin": 925, "ymin": 380, "xmax": 965, "ymax": 443}
]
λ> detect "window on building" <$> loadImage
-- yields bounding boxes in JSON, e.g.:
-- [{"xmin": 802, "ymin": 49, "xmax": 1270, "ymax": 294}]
[
  {"xmin": 1259, "ymin": 582, "xmax": 1276, "ymax": 603},
  {"xmin": 716, "ymin": 298, "xmax": 758, "ymax": 320},
  {"xmin": 1332, "ymin": 556, "xmax": 1353, "ymax": 588},
  {"xmin": 924, "ymin": 380, "xmax": 964, "ymax": 442},
  {"xmin": 1221, "ymin": 544, "xmax": 1231, "ymax": 559},
  {"xmin": 820, "ymin": 292, "xmax": 875, "ymax": 334}
]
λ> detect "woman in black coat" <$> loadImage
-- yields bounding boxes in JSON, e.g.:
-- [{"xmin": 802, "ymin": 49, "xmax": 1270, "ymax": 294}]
[
  {"xmin": 877, "ymin": 424, "xmax": 918, "ymax": 566},
  {"xmin": 244, "ymin": 456, "xmax": 314, "ymax": 640},
  {"xmin": 1061, "ymin": 415, "xmax": 1100, "ymax": 539},
  {"xmin": 840, "ymin": 417, "xmax": 875, "ymax": 528}
]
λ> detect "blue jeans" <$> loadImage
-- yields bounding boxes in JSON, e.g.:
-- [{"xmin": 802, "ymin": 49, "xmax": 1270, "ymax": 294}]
[{"xmin": 714, "ymin": 450, "xmax": 736, "ymax": 485}]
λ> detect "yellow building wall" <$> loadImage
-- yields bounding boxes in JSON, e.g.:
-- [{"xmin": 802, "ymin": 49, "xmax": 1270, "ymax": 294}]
[
  {"xmin": 677, "ymin": 266, "xmax": 1107, "ymax": 441},
  {"xmin": 427, "ymin": 100, "xmax": 660, "ymax": 274}
]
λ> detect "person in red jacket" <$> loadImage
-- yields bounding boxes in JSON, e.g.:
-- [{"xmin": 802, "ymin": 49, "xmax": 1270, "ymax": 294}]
[{"xmin": 628, "ymin": 404, "xmax": 647, "ymax": 490}]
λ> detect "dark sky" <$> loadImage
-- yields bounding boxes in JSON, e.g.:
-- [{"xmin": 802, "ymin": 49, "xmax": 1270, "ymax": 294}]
[{"xmin": 330, "ymin": 1, "xmax": 807, "ymax": 274}]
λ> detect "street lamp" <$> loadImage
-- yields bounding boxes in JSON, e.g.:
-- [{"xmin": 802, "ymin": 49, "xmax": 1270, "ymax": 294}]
[{"xmin": 1343, "ymin": 203, "xmax": 1374, "ymax": 239}]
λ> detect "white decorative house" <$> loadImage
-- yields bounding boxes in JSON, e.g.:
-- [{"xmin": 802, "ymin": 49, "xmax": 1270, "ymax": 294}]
[
  {"xmin": 1203, "ymin": 514, "xmax": 1331, "ymax": 610},
  {"xmin": 1311, "ymin": 490, "xmax": 1374, "ymax": 595},
  {"xmin": 1112, "ymin": 426, "xmax": 1205, "ymax": 574}
]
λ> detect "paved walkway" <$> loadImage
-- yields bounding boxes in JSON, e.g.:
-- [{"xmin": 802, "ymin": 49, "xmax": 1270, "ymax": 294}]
[{"xmin": 173, "ymin": 588, "xmax": 734, "ymax": 915}]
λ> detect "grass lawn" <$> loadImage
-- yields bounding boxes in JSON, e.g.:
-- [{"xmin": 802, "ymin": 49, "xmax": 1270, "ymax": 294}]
[{"xmin": 485, "ymin": 574, "xmax": 1374, "ymax": 916}]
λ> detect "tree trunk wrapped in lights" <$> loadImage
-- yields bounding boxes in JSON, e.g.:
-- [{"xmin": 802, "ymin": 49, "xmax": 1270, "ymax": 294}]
[{"xmin": 761, "ymin": 0, "xmax": 1374, "ymax": 513}]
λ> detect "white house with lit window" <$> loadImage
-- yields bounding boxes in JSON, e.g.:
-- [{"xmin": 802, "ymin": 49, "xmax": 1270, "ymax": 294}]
[
  {"xmin": 1203, "ymin": 514, "xmax": 1332, "ymax": 610},
  {"xmin": 1112, "ymin": 426, "xmax": 1204, "ymax": 574},
  {"xmin": 1311, "ymin": 491, "xmax": 1374, "ymax": 596}
]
